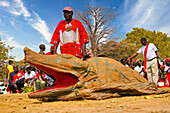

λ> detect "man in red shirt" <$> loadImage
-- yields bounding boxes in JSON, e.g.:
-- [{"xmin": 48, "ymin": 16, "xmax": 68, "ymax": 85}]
[
  {"xmin": 45, "ymin": 45, "xmax": 55, "ymax": 55},
  {"xmin": 50, "ymin": 6, "xmax": 89, "ymax": 59}
]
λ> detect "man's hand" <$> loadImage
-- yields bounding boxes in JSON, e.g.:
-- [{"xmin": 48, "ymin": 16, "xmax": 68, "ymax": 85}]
[{"xmin": 127, "ymin": 58, "xmax": 131, "ymax": 62}]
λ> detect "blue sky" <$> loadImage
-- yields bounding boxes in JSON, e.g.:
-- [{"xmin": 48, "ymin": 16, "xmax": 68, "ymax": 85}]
[{"xmin": 0, "ymin": 0, "xmax": 170, "ymax": 61}]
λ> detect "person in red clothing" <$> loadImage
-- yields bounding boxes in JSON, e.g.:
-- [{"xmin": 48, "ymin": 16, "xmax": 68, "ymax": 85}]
[
  {"xmin": 45, "ymin": 45, "xmax": 55, "ymax": 55},
  {"xmin": 50, "ymin": 6, "xmax": 89, "ymax": 60},
  {"xmin": 158, "ymin": 65, "xmax": 169, "ymax": 87}
]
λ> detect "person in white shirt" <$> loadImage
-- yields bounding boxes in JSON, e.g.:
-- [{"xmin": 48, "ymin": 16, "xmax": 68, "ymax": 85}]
[
  {"xmin": 127, "ymin": 37, "xmax": 162, "ymax": 84},
  {"xmin": 134, "ymin": 59, "xmax": 144, "ymax": 76},
  {"xmin": 24, "ymin": 65, "xmax": 36, "ymax": 86}
]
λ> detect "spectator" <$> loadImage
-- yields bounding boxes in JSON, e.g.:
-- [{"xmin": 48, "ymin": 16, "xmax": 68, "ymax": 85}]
[
  {"xmin": 120, "ymin": 58, "xmax": 127, "ymax": 65},
  {"xmin": 164, "ymin": 58, "xmax": 170, "ymax": 86},
  {"xmin": 6, "ymin": 60, "xmax": 14, "ymax": 84},
  {"xmin": 134, "ymin": 59, "xmax": 145, "ymax": 76},
  {"xmin": 20, "ymin": 66, "xmax": 25, "ymax": 74},
  {"xmin": 127, "ymin": 37, "xmax": 162, "ymax": 84},
  {"xmin": 85, "ymin": 49, "xmax": 93, "ymax": 60},
  {"xmin": 8, "ymin": 65, "xmax": 18, "ymax": 93},
  {"xmin": 46, "ymin": 45, "xmax": 55, "ymax": 55},
  {"xmin": 50, "ymin": 6, "xmax": 89, "ymax": 60},
  {"xmin": 34, "ymin": 69, "xmax": 54, "ymax": 91},
  {"xmin": 24, "ymin": 65, "xmax": 36, "ymax": 86},
  {"xmin": 39, "ymin": 44, "xmax": 46, "ymax": 55},
  {"xmin": 34, "ymin": 69, "xmax": 46, "ymax": 91},
  {"xmin": 158, "ymin": 65, "xmax": 168, "ymax": 87},
  {"xmin": 125, "ymin": 59, "xmax": 132, "ymax": 68}
]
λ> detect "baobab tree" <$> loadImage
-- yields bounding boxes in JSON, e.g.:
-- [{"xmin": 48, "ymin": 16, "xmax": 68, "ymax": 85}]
[{"xmin": 75, "ymin": 6, "xmax": 119, "ymax": 56}]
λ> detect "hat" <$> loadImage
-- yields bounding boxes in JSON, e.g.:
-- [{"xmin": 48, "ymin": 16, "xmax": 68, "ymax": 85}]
[
  {"xmin": 63, "ymin": 6, "xmax": 73, "ymax": 12},
  {"xmin": 165, "ymin": 58, "xmax": 170, "ymax": 63},
  {"xmin": 51, "ymin": 45, "xmax": 54, "ymax": 48},
  {"xmin": 160, "ymin": 65, "xmax": 165, "ymax": 68}
]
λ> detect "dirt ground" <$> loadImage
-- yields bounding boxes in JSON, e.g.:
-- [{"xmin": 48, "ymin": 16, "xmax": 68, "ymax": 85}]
[{"xmin": 0, "ymin": 91, "xmax": 170, "ymax": 113}]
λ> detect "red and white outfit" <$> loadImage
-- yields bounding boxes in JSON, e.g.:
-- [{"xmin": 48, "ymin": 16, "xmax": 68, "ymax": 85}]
[
  {"xmin": 50, "ymin": 19, "xmax": 89, "ymax": 58},
  {"xmin": 45, "ymin": 52, "xmax": 54, "ymax": 55},
  {"xmin": 137, "ymin": 43, "xmax": 158, "ymax": 83}
]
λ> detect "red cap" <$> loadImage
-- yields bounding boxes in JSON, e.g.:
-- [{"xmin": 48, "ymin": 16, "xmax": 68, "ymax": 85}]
[
  {"xmin": 63, "ymin": 6, "xmax": 73, "ymax": 12},
  {"xmin": 51, "ymin": 45, "xmax": 54, "ymax": 48},
  {"xmin": 165, "ymin": 58, "xmax": 170, "ymax": 63},
  {"xmin": 160, "ymin": 65, "xmax": 165, "ymax": 68}
]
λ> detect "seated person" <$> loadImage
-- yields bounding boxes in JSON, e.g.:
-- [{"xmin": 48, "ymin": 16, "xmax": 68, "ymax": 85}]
[
  {"xmin": 125, "ymin": 59, "xmax": 132, "ymax": 68},
  {"xmin": 158, "ymin": 65, "xmax": 168, "ymax": 87},
  {"xmin": 34, "ymin": 69, "xmax": 54, "ymax": 91},
  {"xmin": 120, "ymin": 58, "xmax": 127, "ymax": 65},
  {"xmin": 24, "ymin": 65, "xmax": 36, "ymax": 86},
  {"xmin": 164, "ymin": 58, "xmax": 170, "ymax": 86},
  {"xmin": 8, "ymin": 65, "xmax": 24, "ymax": 93},
  {"xmin": 134, "ymin": 59, "xmax": 145, "ymax": 76}
]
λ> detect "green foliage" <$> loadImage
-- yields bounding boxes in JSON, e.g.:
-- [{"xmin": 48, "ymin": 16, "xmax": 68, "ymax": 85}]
[
  {"xmin": 97, "ymin": 40, "xmax": 137, "ymax": 61},
  {"xmin": 0, "ymin": 38, "xmax": 14, "ymax": 79},
  {"xmin": 21, "ymin": 85, "xmax": 35, "ymax": 93},
  {"xmin": 122, "ymin": 27, "xmax": 170, "ymax": 59}
]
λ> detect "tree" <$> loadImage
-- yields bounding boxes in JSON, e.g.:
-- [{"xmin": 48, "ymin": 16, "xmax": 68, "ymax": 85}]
[
  {"xmin": 0, "ymin": 38, "xmax": 14, "ymax": 80},
  {"xmin": 97, "ymin": 40, "xmax": 136, "ymax": 61},
  {"xmin": 75, "ymin": 6, "xmax": 119, "ymax": 56},
  {"xmin": 122, "ymin": 27, "xmax": 170, "ymax": 59}
]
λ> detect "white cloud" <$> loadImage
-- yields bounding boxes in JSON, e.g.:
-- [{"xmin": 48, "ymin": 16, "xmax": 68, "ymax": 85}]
[
  {"xmin": 0, "ymin": 0, "xmax": 51, "ymax": 43},
  {"xmin": 4, "ymin": 37, "xmax": 24, "ymax": 49},
  {"xmin": 27, "ymin": 12, "xmax": 51, "ymax": 42},
  {"xmin": 122, "ymin": 0, "xmax": 170, "ymax": 35},
  {"xmin": 10, "ymin": 20, "xmax": 15, "ymax": 27},
  {"xmin": 9, "ymin": 0, "xmax": 30, "ymax": 18},
  {"xmin": 0, "ymin": 1, "xmax": 10, "ymax": 7}
]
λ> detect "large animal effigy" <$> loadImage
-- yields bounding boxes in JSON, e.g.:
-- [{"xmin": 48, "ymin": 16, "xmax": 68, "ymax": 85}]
[{"xmin": 24, "ymin": 47, "xmax": 169, "ymax": 100}]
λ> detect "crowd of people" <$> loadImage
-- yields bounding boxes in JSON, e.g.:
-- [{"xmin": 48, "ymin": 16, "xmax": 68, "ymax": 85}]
[
  {"xmin": 120, "ymin": 37, "xmax": 170, "ymax": 88},
  {"xmin": 5, "ymin": 45, "xmax": 55, "ymax": 93},
  {"xmin": 120, "ymin": 57, "xmax": 170, "ymax": 87}
]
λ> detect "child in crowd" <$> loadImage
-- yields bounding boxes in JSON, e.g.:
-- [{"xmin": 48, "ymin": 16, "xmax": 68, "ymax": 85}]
[
  {"xmin": 134, "ymin": 59, "xmax": 145, "ymax": 76},
  {"xmin": 164, "ymin": 58, "xmax": 170, "ymax": 86},
  {"xmin": 120, "ymin": 58, "xmax": 127, "ymax": 65},
  {"xmin": 158, "ymin": 65, "xmax": 169, "ymax": 87},
  {"xmin": 24, "ymin": 65, "xmax": 36, "ymax": 86},
  {"xmin": 125, "ymin": 59, "xmax": 132, "ymax": 67}
]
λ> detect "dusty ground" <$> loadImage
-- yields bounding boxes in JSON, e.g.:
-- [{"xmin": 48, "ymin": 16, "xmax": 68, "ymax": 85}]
[{"xmin": 0, "ymin": 91, "xmax": 170, "ymax": 113}]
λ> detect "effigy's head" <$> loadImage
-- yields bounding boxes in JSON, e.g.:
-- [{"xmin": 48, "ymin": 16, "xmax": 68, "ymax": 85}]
[
  {"xmin": 24, "ymin": 47, "xmax": 169, "ymax": 101},
  {"xmin": 24, "ymin": 47, "xmax": 90, "ymax": 100}
]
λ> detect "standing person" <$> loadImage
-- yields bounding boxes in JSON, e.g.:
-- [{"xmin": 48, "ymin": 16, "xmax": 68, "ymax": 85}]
[
  {"xmin": 127, "ymin": 37, "xmax": 162, "ymax": 84},
  {"xmin": 45, "ymin": 45, "xmax": 55, "ymax": 55},
  {"xmin": 50, "ymin": 6, "xmax": 89, "ymax": 60},
  {"xmin": 39, "ymin": 44, "xmax": 46, "ymax": 55},
  {"xmin": 8, "ymin": 65, "xmax": 18, "ymax": 93},
  {"xmin": 6, "ymin": 60, "xmax": 14, "ymax": 84}
]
